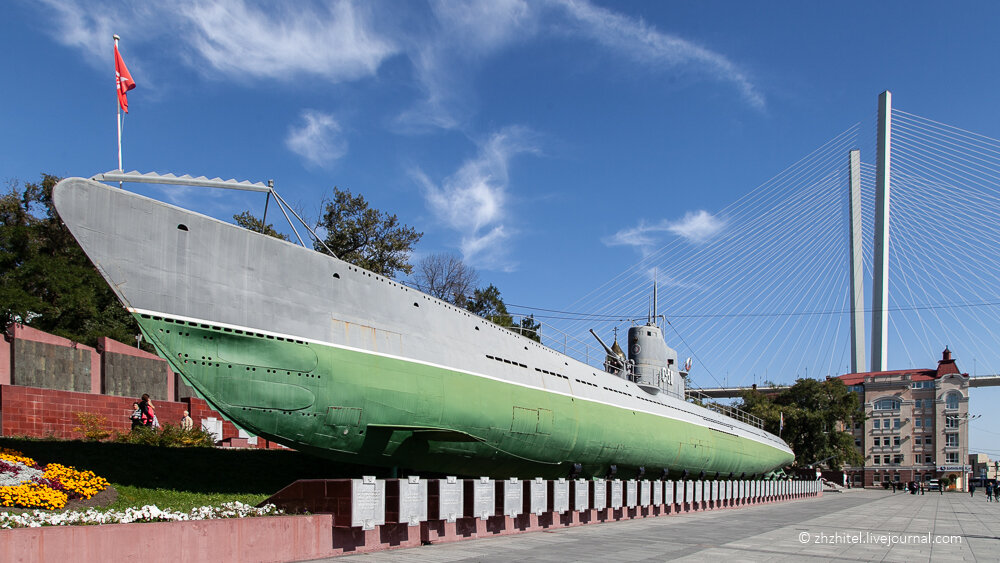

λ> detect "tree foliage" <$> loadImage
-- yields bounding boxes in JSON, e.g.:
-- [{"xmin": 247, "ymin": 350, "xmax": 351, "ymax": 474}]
[
  {"xmin": 467, "ymin": 284, "xmax": 541, "ymax": 343},
  {"xmin": 0, "ymin": 175, "xmax": 140, "ymax": 347},
  {"xmin": 738, "ymin": 378, "xmax": 864, "ymax": 470},
  {"xmin": 315, "ymin": 187, "xmax": 422, "ymax": 278},
  {"xmin": 232, "ymin": 211, "xmax": 289, "ymax": 241}
]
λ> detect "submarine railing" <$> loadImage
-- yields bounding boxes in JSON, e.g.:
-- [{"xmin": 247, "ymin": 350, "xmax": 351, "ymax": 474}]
[{"xmin": 685, "ymin": 388, "xmax": 764, "ymax": 429}]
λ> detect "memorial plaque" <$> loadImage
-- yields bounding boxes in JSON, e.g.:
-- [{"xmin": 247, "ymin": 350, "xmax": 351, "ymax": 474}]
[
  {"xmin": 551, "ymin": 478, "xmax": 570, "ymax": 514},
  {"xmin": 351, "ymin": 476, "xmax": 386, "ymax": 530},
  {"xmin": 609, "ymin": 479, "xmax": 624, "ymax": 509},
  {"xmin": 436, "ymin": 476, "xmax": 463, "ymax": 522},
  {"xmin": 573, "ymin": 479, "xmax": 589, "ymax": 511},
  {"xmin": 466, "ymin": 477, "xmax": 494, "ymax": 520},
  {"xmin": 626, "ymin": 479, "xmax": 637, "ymax": 508},
  {"xmin": 592, "ymin": 480, "xmax": 607, "ymax": 510},
  {"xmin": 711, "ymin": 481, "xmax": 718, "ymax": 502},
  {"xmin": 684, "ymin": 481, "xmax": 694, "ymax": 504},
  {"xmin": 502, "ymin": 478, "xmax": 522, "ymax": 517},
  {"xmin": 398, "ymin": 476, "xmax": 428, "ymax": 526},
  {"xmin": 663, "ymin": 480, "xmax": 674, "ymax": 505},
  {"xmin": 639, "ymin": 480, "xmax": 651, "ymax": 506},
  {"xmin": 652, "ymin": 480, "xmax": 662, "ymax": 505},
  {"xmin": 693, "ymin": 480, "xmax": 702, "ymax": 503},
  {"xmin": 726, "ymin": 481, "xmax": 732, "ymax": 500},
  {"xmin": 528, "ymin": 478, "xmax": 547, "ymax": 516}
]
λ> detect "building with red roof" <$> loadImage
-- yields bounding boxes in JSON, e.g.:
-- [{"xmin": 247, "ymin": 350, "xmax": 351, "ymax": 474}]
[{"xmin": 836, "ymin": 348, "xmax": 971, "ymax": 490}]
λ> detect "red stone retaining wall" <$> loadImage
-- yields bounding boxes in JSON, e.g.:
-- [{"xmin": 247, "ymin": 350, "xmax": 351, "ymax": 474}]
[
  {"xmin": 0, "ymin": 384, "xmax": 283, "ymax": 448},
  {"xmin": 0, "ymin": 515, "xmax": 336, "ymax": 563}
]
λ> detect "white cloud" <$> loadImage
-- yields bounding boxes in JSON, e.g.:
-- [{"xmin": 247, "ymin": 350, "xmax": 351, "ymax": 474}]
[
  {"xmin": 285, "ymin": 110, "xmax": 347, "ymax": 168},
  {"xmin": 551, "ymin": 0, "xmax": 765, "ymax": 109},
  {"xmin": 393, "ymin": 0, "xmax": 539, "ymax": 132},
  {"xmin": 180, "ymin": 0, "xmax": 396, "ymax": 83},
  {"xmin": 37, "ymin": 0, "xmax": 397, "ymax": 84},
  {"xmin": 605, "ymin": 210, "xmax": 726, "ymax": 253},
  {"xmin": 414, "ymin": 126, "xmax": 538, "ymax": 269}
]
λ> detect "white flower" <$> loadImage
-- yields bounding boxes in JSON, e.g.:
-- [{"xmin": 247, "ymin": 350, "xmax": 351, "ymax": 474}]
[{"xmin": 0, "ymin": 502, "xmax": 282, "ymax": 528}]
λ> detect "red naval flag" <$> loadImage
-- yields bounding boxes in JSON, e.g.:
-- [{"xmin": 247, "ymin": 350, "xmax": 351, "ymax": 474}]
[{"xmin": 115, "ymin": 44, "xmax": 136, "ymax": 112}]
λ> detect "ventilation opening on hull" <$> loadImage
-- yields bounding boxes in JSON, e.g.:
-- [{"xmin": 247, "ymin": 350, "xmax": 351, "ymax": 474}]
[{"xmin": 177, "ymin": 224, "xmax": 189, "ymax": 231}]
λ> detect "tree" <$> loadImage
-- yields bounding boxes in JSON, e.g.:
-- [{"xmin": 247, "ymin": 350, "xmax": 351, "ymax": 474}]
[
  {"xmin": 314, "ymin": 187, "xmax": 422, "ymax": 278},
  {"xmin": 738, "ymin": 378, "xmax": 864, "ymax": 470},
  {"xmin": 413, "ymin": 253, "xmax": 479, "ymax": 306},
  {"xmin": 467, "ymin": 284, "xmax": 541, "ymax": 343},
  {"xmin": 233, "ymin": 211, "xmax": 289, "ymax": 241},
  {"xmin": 0, "ymin": 175, "xmax": 141, "ymax": 347}
]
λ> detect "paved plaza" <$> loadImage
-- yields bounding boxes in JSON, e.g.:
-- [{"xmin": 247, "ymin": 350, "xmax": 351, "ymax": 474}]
[{"xmin": 315, "ymin": 489, "xmax": 1000, "ymax": 562}]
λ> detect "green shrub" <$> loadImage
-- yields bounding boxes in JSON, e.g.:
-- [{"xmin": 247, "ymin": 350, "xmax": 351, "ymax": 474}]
[
  {"xmin": 115, "ymin": 424, "xmax": 215, "ymax": 448},
  {"xmin": 72, "ymin": 412, "xmax": 113, "ymax": 441}
]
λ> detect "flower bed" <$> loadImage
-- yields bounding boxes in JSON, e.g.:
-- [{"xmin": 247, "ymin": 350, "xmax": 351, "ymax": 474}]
[
  {"xmin": 0, "ymin": 448, "xmax": 109, "ymax": 510},
  {"xmin": 0, "ymin": 501, "xmax": 282, "ymax": 529}
]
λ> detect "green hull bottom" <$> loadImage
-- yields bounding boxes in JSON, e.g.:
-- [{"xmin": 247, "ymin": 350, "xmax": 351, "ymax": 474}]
[{"xmin": 138, "ymin": 314, "xmax": 793, "ymax": 479}]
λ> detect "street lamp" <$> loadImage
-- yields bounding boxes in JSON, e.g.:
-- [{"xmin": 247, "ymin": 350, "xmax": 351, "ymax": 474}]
[{"xmin": 946, "ymin": 413, "xmax": 981, "ymax": 491}]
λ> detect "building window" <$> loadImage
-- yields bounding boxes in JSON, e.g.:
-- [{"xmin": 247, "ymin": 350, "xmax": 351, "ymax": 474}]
[
  {"xmin": 884, "ymin": 455, "xmax": 892, "ymax": 465},
  {"xmin": 915, "ymin": 455, "xmax": 921, "ymax": 464},
  {"xmin": 925, "ymin": 418, "xmax": 932, "ymax": 428},
  {"xmin": 924, "ymin": 436, "xmax": 933, "ymax": 447},
  {"xmin": 894, "ymin": 418, "xmax": 901, "ymax": 429},
  {"xmin": 915, "ymin": 418, "xmax": 922, "ymax": 428},
  {"xmin": 946, "ymin": 452, "xmax": 959, "ymax": 464},
  {"xmin": 855, "ymin": 438, "xmax": 862, "ymax": 448},
  {"xmin": 873, "ymin": 419, "xmax": 881, "ymax": 429},
  {"xmin": 874, "ymin": 398, "xmax": 901, "ymax": 410},
  {"xmin": 946, "ymin": 417, "xmax": 959, "ymax": 429},
  {"xmin": 925, "ymin": 455, "xmax": 933, "ymax": 464},
  {"xmin": 915, "ymin": 436, "xmax": 923, "ymax": 445},
  {"xmin": 912, "ymin": 381, "xmax": 933, "ymax": 389},
  {"xmin": 914, "ymin": 399, "xmax": 922, "ymax": 409},
  {"xmin": 849, "ymin": 385, "xmax": 864, "ymax": 394},
  {"xmin": 893, "ymin": 436, "xmax": 901, "ymax": 447},
  {"xmin": 946, "ymin": 434, "xmax": 959, "ymax": 447},
  {"xmin": 945, "ymin": 392, "xmax": 962, "ymax": 410},
  {"xmin": 894, "ymin": 455, "xmax": 903, "ymax": 464},
  {"xmin": 873, "ymin": 437, "xmax": 880, "ymax": 447},
  {"xmin": 893, "ymin": 473, "xmax": 901, "ymax": 482},
  {"xmin": 873, "ymin": 473, "xmax": 881, "ymax": 482}
]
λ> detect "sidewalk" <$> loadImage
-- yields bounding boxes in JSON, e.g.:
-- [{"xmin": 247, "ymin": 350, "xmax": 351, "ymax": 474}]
[{"xmin": 316, "ymin": 489, "xmax": 1000, "ymax": 562}]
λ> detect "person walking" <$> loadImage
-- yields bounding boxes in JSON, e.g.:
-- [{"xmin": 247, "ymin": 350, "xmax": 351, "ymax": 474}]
[
  {"xmin": 138, "ymin": 394, "xmax": 153, "ymax": 427},
  {"xmin": 970, "ymin": 482, "xmax": 976, "ymax": 498},
  {"xmin": 986, "ymin": 482, "xmax": 993, "ymax": 502}
]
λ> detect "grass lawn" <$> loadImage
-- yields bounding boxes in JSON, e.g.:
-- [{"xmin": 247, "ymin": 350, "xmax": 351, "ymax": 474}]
[{"xmin": 106, "ymin": 484, "xmax": 269, "ymax": 512}]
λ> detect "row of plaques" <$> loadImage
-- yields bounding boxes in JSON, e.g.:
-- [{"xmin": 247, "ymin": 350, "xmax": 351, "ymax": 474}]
[{"xmin": 346, "ymin": 476, "xmax": 820, "ymax": 530}]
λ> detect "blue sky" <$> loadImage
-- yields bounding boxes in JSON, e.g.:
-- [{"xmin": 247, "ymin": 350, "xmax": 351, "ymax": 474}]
[{"xmin": 4, "ymin": 1, "xmax": 1000, "ymax": 457}]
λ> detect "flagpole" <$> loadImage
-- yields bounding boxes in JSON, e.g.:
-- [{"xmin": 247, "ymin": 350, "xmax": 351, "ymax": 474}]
[{"xmin": 114, "ymin": 34, "xmax": 123, "ymax": 179}]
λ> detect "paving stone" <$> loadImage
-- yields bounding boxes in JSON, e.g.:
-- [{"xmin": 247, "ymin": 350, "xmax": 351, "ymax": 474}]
[{"xmin": 311, "ymin": 490, "xmax": 1000, "ymax": 562}]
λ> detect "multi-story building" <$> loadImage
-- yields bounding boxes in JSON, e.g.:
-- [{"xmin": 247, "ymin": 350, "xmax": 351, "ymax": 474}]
[{"xmin": 838, "ymin": 348, "xmax": 971, "ymax": 490}]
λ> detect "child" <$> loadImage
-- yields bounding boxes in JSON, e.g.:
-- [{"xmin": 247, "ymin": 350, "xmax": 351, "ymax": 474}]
[{"xmin": 130, "ymin": 402, "xmax": 143, "ymax": 429}]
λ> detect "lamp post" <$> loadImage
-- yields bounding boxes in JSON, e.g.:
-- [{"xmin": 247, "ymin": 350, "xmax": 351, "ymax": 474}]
[{"xmin": 947, "ymin": 413, "xmax": 981, "ymax": 491}]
